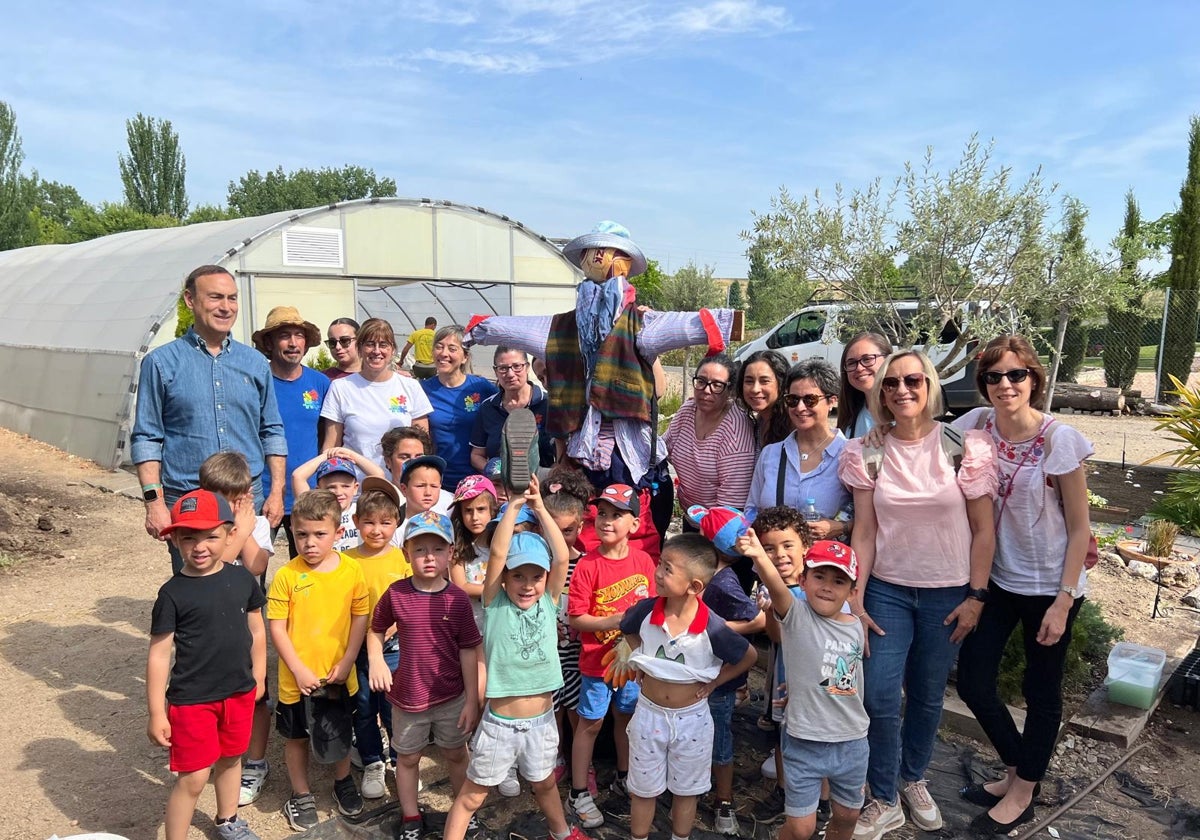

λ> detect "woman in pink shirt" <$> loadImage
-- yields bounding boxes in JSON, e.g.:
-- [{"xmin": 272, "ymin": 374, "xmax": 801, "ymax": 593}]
[{"xmin": 838, "ymin": 350, "xmax": 997, "ymax": 838}]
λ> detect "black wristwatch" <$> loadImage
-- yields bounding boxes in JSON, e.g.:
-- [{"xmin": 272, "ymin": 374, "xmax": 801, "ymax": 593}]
[
  {"xmin": 142, "ymin": 483, "xmax": 162, "ymax": 502},
  {"xmin": 967, "ymin": 587, "xmax": 989, "ymax": 603}
]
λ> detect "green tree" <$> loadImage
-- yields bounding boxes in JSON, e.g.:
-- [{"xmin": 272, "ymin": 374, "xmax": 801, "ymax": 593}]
[
  {"xmin": 1051, "ymin": 199, "xmax": 1091, "ymax": 383},
  {"xmin": 184, "ymin": 203, "xmax": 238, "ymax": 225},
  {"xmin": 745, "ymin": 136, "xmax": 1050, "ymax": 376},
  {"xmin": 226, "ymin": 165, "xmax": 396, "ymax": 217},
  {"xmin": 1160, "ymin": 116, "xmax": 1200, "ymax": 402},
  {"xmin": 632, "ymin": 258, "xmax": 667, "ymax": 310},
  {"xmin": 660, "ymin": 261, "xmax": 722, "ymax": 382},
  {"xmin": 69, "ymin": 202, "xmax": 180, "ymax": 241},
  {"xmin": 1104, "ymin": 191, "xmax": 1150, "ymax": 389},
  {"xmin": 744, "ymin": 241, "xmax": 813, "ymax": 329},
  {"xmin": 29, "ymin": 179, "xmax": 89, "ymax": 244},
  {"xmin": 0, "ymin": 102, "xmax": 37, "ymax": 250},
  {"xmin": 727, "ymin": 279, "xmax": 745, "ymax": 309},
  {"xmin": 118, "ymin": 113, "xmax": 188, "ymax": 218}
]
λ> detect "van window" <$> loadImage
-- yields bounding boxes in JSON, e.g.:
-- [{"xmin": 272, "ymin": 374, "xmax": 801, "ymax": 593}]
[{"xmin": 767, "ymin": 310, "xmax": 826, "ymax": 350}]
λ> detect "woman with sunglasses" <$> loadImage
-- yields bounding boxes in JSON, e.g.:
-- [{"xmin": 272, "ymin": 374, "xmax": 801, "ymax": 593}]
[
  {"xmin": 470, "ymin": 347, "xmax": 554, "ymax": 473},
  {"xmin": 419, "ymin": 325, "xmax": 498, "ymax": 487},
  {"xmin": 950, "ymin": 335, "xmax": 1093, "ymax": 834},
  {"xmin": 744, "ymin": 360, "xmax": 851, "ymax": 533},
  {"xmin": 837, "ymin": 332, "xmax": 893, "ymax": 438},
  {"xmin": 320, "ymin": 318, "xmax": 433, "ymax": 468},
  {"xmin": 323, "ymin": 317, "xmax": 362, "ymax": 380},
  {"xmin": 838, "ymin": 350, "xmax": 997, "ymax": 838},
  {"xmin": 736, "ymin": 350, "xmax": 792, "ymax": 451},
  {"xmin": 664, "ymin": 354, "xmax": 756, "ymax": 521}
]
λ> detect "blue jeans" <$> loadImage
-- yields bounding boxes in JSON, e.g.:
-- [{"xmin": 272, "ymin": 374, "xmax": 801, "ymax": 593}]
[
  {"xmin": 353, "ymin": 640, "xmax": 399, "ymax": 765},
  {"xmin": 862, "ymin": 577, "xmax": 966, "ymax": 803}
]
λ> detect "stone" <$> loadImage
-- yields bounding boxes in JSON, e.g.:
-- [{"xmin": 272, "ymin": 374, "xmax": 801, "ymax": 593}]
[{"xmin": 1127, "ymin": 560, "xmax": 1159, "ymax": 580}]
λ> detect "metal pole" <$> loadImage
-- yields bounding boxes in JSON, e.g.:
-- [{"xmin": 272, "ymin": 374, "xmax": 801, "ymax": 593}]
[{"xmin": 1155, "ymin": 287, "xmax": 1171, "ymax": 403}]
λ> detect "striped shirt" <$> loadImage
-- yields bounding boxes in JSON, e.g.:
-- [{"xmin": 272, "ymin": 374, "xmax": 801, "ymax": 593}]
[{"xmin": 665, "ymin": 400, "xmax": 757, "ymax": 509}]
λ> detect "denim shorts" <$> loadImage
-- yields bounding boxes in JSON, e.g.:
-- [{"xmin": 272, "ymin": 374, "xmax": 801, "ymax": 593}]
[
  {"xmin": 707, "ymin": 690, "xmax": 736, "ymax": 765},
  {"xmin": 577, "ymin": 674, "xmax": 640, "ymax": 720},
  {"xmin": 780, "ymin": 731, "xmax": 868, "ymax": 817}
]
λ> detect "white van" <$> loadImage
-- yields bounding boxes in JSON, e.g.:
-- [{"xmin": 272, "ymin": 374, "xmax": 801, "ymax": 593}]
[{"xmin": 733, "ymin": 300, "xmax": 990, "ymax": 411}]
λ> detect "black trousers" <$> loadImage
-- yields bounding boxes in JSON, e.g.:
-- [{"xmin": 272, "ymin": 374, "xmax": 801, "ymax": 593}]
[{"xmin": 957, "ymin": 581, "xmax": 1083, "ymax": 782}]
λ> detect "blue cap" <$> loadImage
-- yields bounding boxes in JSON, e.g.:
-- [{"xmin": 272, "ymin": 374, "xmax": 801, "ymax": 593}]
[
  {"xmin": 315, "ymin": 457, "xmax": 357, "ymax": 481},
  {"xmin": 491, "ymin": 502, "xmax": 538, "ymax": 527},
  {"xmin": 506, "ymin": 531, "xmax": 552, "ymax": 571},
  {"xmin": 400, "ymin": 454, "xmax": 447, "ymax": 484},
  {"xmin": 403, "ymin": 510, "xmax": 454, "ymax": 544}
]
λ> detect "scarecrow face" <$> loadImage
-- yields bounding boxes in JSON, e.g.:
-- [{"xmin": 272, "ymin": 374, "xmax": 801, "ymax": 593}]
[{"xmin": 581, "ymin": 247, "xmax": 632, "ymax": 283}]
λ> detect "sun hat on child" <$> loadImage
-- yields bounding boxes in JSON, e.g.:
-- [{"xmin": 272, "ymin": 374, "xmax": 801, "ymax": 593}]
[
  {"xmin": 685, "ymin": 505, "xmax": 749, "ymax": 557},
  {"xmin": 505, "ymin": 531, "xmax": 552, "ymax": 571},
  {"xmin": 403, "ymin": 510, "xmax": 454, "ymax": 544},
  {"xmin": 360, "ymin": 476, "xmax": 401, "ymax": 508},
  {"xmin": 452, "ymin": 475, "xmax": 498, "ymax": 506}
]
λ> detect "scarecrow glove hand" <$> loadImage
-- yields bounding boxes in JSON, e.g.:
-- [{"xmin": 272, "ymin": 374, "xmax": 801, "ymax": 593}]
[{"xmin": 601, "ymin": 637, "xmax": 637, "ymax": 689}]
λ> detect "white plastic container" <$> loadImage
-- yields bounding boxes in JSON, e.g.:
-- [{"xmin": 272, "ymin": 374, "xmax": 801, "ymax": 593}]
[{"xmin": 1105, "ymin": 642, "xmax": 1166, "ymax": 710}]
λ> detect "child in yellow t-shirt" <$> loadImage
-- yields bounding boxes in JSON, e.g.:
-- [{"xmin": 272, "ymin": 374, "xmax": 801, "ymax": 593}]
[
  {"xmin": 266, "ymin": 490, "xmax": 369, "ymax": 832},
  {"xmin": 344, "ymin": 476, "xmax": 412, "ymax": 799}
]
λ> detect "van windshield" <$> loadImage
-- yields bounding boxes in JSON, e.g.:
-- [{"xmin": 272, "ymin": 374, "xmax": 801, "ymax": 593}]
[{"xmin": 768, "ymin": 310, "xmax": 826, "ymax": 349}]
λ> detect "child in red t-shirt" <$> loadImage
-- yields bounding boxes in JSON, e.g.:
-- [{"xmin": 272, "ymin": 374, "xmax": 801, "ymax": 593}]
[{"xmin": 565, "ymin": 484, "xmax": 657, "ymax": 829}]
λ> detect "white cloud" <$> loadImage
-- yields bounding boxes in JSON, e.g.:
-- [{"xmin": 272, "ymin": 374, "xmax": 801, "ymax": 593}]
[
  {"xmin": 669, "ymin": 1, "xmax": 791, "ymax": 34},
  {"xmin": 407, "ymin": 48, "xmax": 546, "ymax": 74}
]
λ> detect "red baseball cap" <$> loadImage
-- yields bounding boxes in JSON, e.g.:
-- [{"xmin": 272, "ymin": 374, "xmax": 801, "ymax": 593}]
[
  {"xmin": 804, "ymin": 540, "xmax": 859, "ymax": 582},
  {"xmin": 591, "ymin": 484, "xmax": 640, "ymax": 516},
  {"xmin": 160, "ymin": 490, "xmax": 235, "ymax": 536}
]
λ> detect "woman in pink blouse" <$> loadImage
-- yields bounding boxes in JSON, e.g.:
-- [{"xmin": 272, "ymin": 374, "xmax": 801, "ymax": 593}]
[
  {"xmin": 838, "ymin": 350, "xmax": 997, "ymax": 838},
  {"xmin": 665, "ymin": 354, "xmax": 757, "ymax": 519}
]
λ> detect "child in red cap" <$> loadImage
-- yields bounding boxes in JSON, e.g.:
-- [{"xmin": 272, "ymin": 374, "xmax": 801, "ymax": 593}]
[{"xmin": 147, "ymin": 490, "xmax": 267, "ymax": 840}]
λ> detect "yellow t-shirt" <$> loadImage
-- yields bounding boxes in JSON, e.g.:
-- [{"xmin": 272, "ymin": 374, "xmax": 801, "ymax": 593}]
[
  {"xmin": 409, "ymin": 328, "xmax": 435, "ymax": 365},
  {"xmin": 344, "ymin": 545, "xmax": 412, "ymax": 616},
  {"xmin": 266, "ymin": 553, "xmax": 369, "ymax": 704}
]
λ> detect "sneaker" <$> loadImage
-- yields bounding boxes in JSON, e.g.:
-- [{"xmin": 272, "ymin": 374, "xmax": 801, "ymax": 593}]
[
  {"xmin": 466, "ymin": 813, "xmax": 494, "ymax": 840},
  {"xmin": 816, "ymin": 799, "xmax": 832, "ymax": 822},
  {"xmin": 587, "ymin": 765, "xmax": 598, "ymax": 796},
  {"xmin": 334, "ymin": 774, "xmax": 364, "ymax": 817},
  {"xmin": 239, "ymin": 760, "xmax": 268, "ymax": 806},
  {"xmin": 760, "ymin": 749, "xmax": 777, "ymax": 781},
  {"xmin": 554, "ymin": 754, "xmax": 568, "ymax": 784},
  {"xmin": 362, "ymin": 760, "xmax": 388, "ymax": 800},
  {"xmin": 499, "ymin": 765, "xmax": 520, "ymax": 797},
  {"xmin": 500, "ymin": 408, "xmax": 539, "ymax": 492},
  {"xmin": 215, "ymin": 815, "xmax": 261, "ymax": 840},
  {"xmin": 566, "ymin": 790, "xmax": 605, "ymax": 829},
  {"xmin": 282, "ymin": 793, "xmax": 319, "ymax": 832},
  {"xmin": 562, "ymin": 827, "xmax": 593, "ymax": 840},
  {"xmin": 396, "ymin": 815, "xmax": 423, "ymax": 840},
  {"xmin": 608, "ymin": 774, "xmax": 628, "ymax": 798},
  {"xmin": 852, "ymin": 797, "xmax": 905, "ymax": 840},
  {"xmin": 751, "ymin": 785, "xmax": 785, "ymax": 824},
  {"xmin": 714, "ymin": 800, "xmax": 741, "ymax": 836},
  {"xmin": 899, "ymin": 779, "xmax": 942, "ymax": 831}
]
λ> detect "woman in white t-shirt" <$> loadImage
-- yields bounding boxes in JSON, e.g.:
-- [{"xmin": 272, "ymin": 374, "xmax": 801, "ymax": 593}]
[
  {"xmin": 953, "ymin": 335, "xmax": 1093, "ymax": 835},
  {"xmin": 320, "ymin": 318, "xmax": 433, "ymax": 469}
]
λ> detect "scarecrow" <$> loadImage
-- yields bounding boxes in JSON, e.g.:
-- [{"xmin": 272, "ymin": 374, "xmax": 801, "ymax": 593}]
[{"xmin": 466, "ymin": 221, "xmax": 733, "ymax": 553}]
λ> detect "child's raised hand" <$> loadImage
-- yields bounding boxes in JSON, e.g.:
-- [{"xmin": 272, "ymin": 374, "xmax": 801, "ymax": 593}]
[
  {"xmin": 735, "ymin": 529, "xmax": 767, "ymax": 564},
  {"xmin": 524, "ymin": 475, "xmax": 543, "ymax": 511},
  {"xmin": 147, "ymin": 713, "xmax": 172, "ymax": 748}
]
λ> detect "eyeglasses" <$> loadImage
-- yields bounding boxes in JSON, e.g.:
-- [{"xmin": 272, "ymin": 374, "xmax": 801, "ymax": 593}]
[
  {"xmin": 692, "ymin": 376, "xmax": 730, "ymax": 394},
  {"xmin": 783, "ymin": 393, "xmax": 831, "ymax": 409},
  {"xmin": 982, "ymin": 368, "xmax": 1031, "ymax": 385},
  {"xmin": 325, "ymin": 337, "xmax": 355, "ymax": 349},
  {"xmin": 844, "ymin": 353, "xmax": 884, "ymax": 371},
  {"xmin": 881, "ymin": 374, "xmax": 927, "ymax": 392},
  {"xmin": 494, "ymin": 363, "xmax": 527, "ymax": 375}
]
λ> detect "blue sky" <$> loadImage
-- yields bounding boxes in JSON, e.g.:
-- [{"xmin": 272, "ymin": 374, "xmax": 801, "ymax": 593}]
[{"xmin": 5, "ymin": 0, "xmax": 1199, "ymax": 277}]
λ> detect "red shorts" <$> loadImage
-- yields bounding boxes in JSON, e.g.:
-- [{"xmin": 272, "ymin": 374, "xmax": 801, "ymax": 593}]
[{"xmin": 167, "ymin": 687, "xmax": 256, "ymax": 773}]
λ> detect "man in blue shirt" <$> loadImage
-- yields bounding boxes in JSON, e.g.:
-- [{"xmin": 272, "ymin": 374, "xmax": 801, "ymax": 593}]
[
  {"xmin": 132, "ymin": 265, "xmax": 288, "ymax": 573},
  {"xmin": 251, "ymin": 305, "xmax": 330, "ymax": 557}
]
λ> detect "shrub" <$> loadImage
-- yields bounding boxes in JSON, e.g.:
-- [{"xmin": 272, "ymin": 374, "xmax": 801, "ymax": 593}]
[
  {"xmin": 994, "ymin": 598, "xmax": 1124, "ymax": 704},
  {"xmin": 1148, "ymin": 375, "xmax": 1200, "ymax": 535}
]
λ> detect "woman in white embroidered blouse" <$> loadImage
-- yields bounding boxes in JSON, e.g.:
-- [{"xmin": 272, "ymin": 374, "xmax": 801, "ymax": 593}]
[{"xmin": 952, "ymin": 335, "xmax": 1093, "ymax": 834}]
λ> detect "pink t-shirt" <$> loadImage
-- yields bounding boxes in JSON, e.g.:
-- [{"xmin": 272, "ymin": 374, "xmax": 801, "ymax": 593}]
[{"xmin": 839, "ymin": 427, "xmax": 998, "ymax": 587}]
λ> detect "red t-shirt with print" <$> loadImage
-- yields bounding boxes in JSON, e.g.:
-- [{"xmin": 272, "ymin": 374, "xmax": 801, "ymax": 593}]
[{"xmin": 567, "ymin": 547, "xmax": 657, "ymax": 677}]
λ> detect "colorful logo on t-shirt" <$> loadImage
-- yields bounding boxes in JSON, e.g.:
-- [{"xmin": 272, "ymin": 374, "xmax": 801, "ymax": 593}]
[
  {"xmin": 389, "ymin": 395, "xmax": 409, "ymax": 414},
  {"xmin": 302, "ymin": 389, "xmax": 320, "ymax": 410},
  {"xmin": 818, "ymin": 640, "xmax": 863, "ymax": 697},
  {"xmin": 591, "ymin": 574, "xmax": 651, "ymax": 646},
  {"xmin": 464, "ymin": 392, "xmax": 482, "ymax": 412}
]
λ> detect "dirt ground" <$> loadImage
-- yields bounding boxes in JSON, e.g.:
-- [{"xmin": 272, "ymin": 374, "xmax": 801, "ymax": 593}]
[{"xmin": 2, "ymin": 421, "xmax": 1200, "ymax": 840}]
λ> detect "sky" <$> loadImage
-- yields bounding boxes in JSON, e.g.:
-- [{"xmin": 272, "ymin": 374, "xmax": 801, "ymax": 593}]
[{"xmin": 5, "ymin": 0, "xmax": 1200, "ymax": 278}]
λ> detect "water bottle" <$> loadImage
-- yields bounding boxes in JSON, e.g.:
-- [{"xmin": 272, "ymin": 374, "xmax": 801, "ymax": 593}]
[{"xmin": 803, "ymin": 498, "xmax": 820, "ymax": 522}]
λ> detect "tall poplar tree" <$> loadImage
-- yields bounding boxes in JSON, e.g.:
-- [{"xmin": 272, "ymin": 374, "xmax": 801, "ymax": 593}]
[
  {"xmin": 118, "ymin": 113, "xmax": 188, "ymax": 218},
  {"xmin": 1161, "ymin": 116, "xmax": 1200, "ymax": 400},
  {"xmin": 1103, "ymin": 191, "xmax": 1146, "ymax": 389}
]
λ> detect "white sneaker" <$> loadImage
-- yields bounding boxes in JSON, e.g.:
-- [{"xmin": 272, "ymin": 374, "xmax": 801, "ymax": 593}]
[
  {"xmin": 714, "ymin": 800, "xmax": 741, "ymax": 836},
  {"xmin": 852, "ymin": 797, "xmax": 905, "ymax": 840},
  {"xmin": 361, "ymin": 760, "xmax": 387, "ymax": 800},
  {"xmin": 760, "ymin": 748, "xmax": 777, "ymax": 781},
  {"xmin": 566, "ymin": 790, "xmax": 604, "ymax": 829},
  {"xmin": 899, "ymin": 779, "xmax": 943, "ymax": 830},
  {"xmin": 498, "ymin": 765, "xmax": 520, "ymax": 797},
  {"xmin": 238, "ymin": 760, "xmax": 268, "ymax": 806}
]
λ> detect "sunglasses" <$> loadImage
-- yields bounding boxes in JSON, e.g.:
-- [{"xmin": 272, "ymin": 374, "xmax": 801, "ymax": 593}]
[
  {"xmin": 844, "ymin": 353, "xmax": 884, "ymax": 371},
  {"xmin": 693, "ymin": 376, "xmax": 730, "ymax": 394},
  {"xmin": 783, "ymin": 393, "xmax": 831, "ymax": 409},
  {"xmin": 325, "ymin": 337, "xmax": 355, "ymax": 349},
  {"xmin": 880, "ymin": 373, "xmax": 926, "ymax": 392},
  {"xmin": 494, "ymin": 363, "xmax": 527, "ymax": 374},
  {"xmin": 982, "ymin": 368, "xmax": 1031, "ymax": 385}
]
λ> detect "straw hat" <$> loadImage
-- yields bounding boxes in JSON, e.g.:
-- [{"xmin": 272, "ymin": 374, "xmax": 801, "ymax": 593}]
[
  {"xmin": 561, "ymin": 221, "xmax": 647, "ymax": 278},
  {"xmin": 252, "ymin": 306, "xmax": 321, "ymax": 353}
]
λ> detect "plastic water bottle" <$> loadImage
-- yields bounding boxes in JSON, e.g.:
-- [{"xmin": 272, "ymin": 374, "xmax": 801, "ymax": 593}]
[{"xmin": 803, "ymin": 498, "xmax": 820, "ymax": 522}]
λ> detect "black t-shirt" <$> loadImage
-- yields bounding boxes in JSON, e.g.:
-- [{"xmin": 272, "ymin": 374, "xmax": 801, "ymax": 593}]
[{"xmin": 151, "ymin": 563, "xmax": 266, "ymax": 705}]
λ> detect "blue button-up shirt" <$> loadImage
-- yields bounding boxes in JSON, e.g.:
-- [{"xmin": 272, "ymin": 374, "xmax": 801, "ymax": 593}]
[{"xmin": 131, "ymin": 328, "xmax": 288, "ymax": 495}]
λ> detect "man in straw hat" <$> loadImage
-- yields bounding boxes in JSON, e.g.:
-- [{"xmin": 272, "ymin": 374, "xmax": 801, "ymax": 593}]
[
  {"xmin": 465, "ymin": 222, "xmax": 734, "ymax": 557},
  {"xmin": 252, "ymin": 306, "xmax": 330, "ymax": 558}
]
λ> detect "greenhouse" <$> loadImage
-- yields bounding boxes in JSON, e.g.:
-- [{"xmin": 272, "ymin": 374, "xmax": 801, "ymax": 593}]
[{"xmin": 0, "ymin": 198, "xmax": 581, "ymax": 468}]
